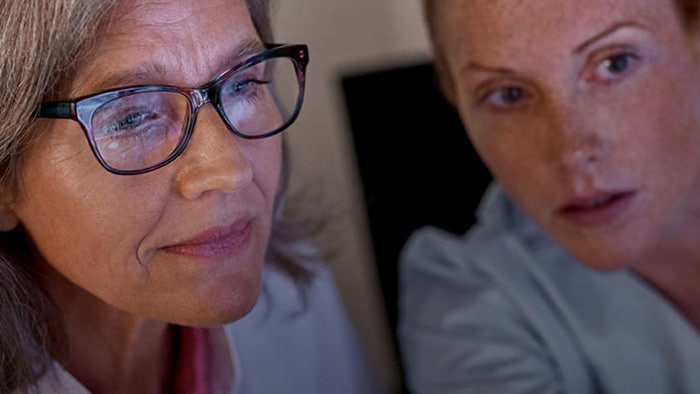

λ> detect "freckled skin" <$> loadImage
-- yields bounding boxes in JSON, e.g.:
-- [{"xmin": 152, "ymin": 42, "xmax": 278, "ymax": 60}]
[{"xmin": 434, "ymin": 0, "xmax": 700, "ymax": 270}]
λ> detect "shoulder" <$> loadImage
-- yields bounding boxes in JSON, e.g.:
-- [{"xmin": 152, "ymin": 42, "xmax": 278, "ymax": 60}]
[
  {"xmin": 398, "ymin": 184, "xmax": 700, "ymax": 393},
  {"xmin": 398, "ymin": 183, "xmax": 561, "ymax": 345},
  {"xmin": 228, "ymin": 260, "xmax": 384, "ymax": 394},
  {"xmin": 398, "ymin": 183, "xmax": 625, "ymax": 331},
  {"xmin": 398, "ymin": 185, "xmax": 599, "ymax": 393},
  {"xmin": 399, "ymin": 183, "xmax": 553, "ymax": 290},
  {"xmin": 19, "ymin": 364, "xmax": 89, "ymax": 394}
]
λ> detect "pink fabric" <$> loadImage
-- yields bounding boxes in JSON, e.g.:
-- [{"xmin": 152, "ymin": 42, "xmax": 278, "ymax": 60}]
[{"xmin": 175, "ymin": 327, "xmax": 211, "ymax": 394}]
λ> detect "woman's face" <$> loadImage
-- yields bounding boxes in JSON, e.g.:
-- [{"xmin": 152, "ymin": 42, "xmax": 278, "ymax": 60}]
[
  {"xmin": 9, "ymin": 0, "xmax": 281, "ymax": 325},
  {"xmin": 438, "ymin": 0, "xmax": 700, "ymax": 269}
]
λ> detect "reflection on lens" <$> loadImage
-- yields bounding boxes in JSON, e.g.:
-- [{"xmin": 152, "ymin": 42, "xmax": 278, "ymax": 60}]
[
  {"xmin": 91, "ymin": 91, "xmax": 188, "ymax": 171},
  {"xmin": 221, "ymin": 57, "xmax": 299, "ymax": 137}
]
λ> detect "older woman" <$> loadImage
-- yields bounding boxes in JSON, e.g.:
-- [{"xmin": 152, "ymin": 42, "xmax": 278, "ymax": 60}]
[
  {"xmin": 400, "ymin": 0, "xmax": 700, "ymax": 393},
  {"xmin": 0, "ymin": 0, "xmax": 379, "ymax": 393}
]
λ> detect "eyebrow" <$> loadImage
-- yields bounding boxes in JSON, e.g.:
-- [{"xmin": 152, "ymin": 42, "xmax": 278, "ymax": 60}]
[
  {"xmin": 461, "ymin": 20, "xmax": 649, "ymax": 76},
  {"xmin": 85, "ymin": 38, "xmax": 265, "ymax": 93},
  {"xmin": 573, "ymin": 20, "xmax": 647, "ymax": 53}
]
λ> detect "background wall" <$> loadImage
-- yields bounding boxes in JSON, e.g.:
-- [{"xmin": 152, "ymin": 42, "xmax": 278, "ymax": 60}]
[{"xmin": 273, "ymin": 1, "xmax": 431, "ymax": 392}]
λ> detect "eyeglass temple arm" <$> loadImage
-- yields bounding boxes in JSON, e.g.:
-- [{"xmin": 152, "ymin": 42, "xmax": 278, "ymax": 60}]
[
  {"xmin": 36, "ymin": 102, "xmax": 74, "ymax": 119},
  {"xmin": 264, "ymin": 43, "xmax": 284, "ymax": 50}
]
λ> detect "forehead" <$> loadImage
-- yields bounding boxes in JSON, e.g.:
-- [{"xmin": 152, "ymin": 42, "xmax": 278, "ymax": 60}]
[
  {"xmin": 69, "ymin": 0, "xmax": 259, "ymax": 94},
  {"xmin": 436, "ymin": 0, "xmax": 683, "ymax": 58},
  {"xmin": 107, "ymin": 0, "xmax": 246, "ymax": 31},
  {"xmin": 101, "ymin": 0, "xmax": 257, "ymax": 52}
]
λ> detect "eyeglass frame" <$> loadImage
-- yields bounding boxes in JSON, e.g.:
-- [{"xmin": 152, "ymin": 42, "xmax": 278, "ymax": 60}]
[{"xmin": 36, "ymin": 43, "xmax": 309, "ymax": 176}]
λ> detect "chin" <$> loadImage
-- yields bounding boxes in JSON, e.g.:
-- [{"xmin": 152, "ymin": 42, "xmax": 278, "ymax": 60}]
[
  {"xmin": 557, "ymin": 232, "xmax": 648, "ymax": 272},
  {"xmin": 184, "ymin": 305, "xmax": 256, "ymax": 327},
  {"xmin": 162, "ymin": 271, "xmax": 263, "ymax": 327},
  {"xmin": 171, "ymin": 294, "xmax": 259, "ymax": 327},
  {"xmin": 542, "ymin": 212, "xmax": 656, "ymax": 272}
]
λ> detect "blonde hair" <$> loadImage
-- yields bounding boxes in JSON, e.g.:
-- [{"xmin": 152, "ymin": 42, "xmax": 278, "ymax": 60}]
[
  {"xmin": 0, "ymin": 0, "xmax": 116, "ymax": 195},
  {"xmin": 0, "ymin": 2, "xmax": 115, "ymax": 390},
  {"xmin": 0, "ymin": 0, "xmax": 291, "ymax": 391}
]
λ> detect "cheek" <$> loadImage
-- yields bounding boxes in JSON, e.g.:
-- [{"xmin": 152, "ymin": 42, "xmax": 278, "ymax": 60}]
[
  {"xmin": 250, "ymin": 135, "xmax": 283, "ymax": 202},
  {"xmin": 640, "ymin": 81, "xmax": 700, "ymax": 227},
  {"xmin": 14, "ymin": 137, "xmax": 168, "ymax": 298},
  {"xmin": 621, "ymin": 59, "xmax": 700, "ymax": 182},
  {"xmin": 463, "ymin": 114, "xmax": 551, "ymax": 207}
]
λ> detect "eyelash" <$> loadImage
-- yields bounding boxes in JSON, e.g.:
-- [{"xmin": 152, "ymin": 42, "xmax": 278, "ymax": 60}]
[
  {"xmin": 476, "ymin": 83, "xmax": 531, "ymax": 110},
  {"xmin": 587, "ymin": 50, "xmax": 642, "ymax": 84},
  {"xmin": 474, "ymin": 49, "xmax": 643, "ymax": 111}
]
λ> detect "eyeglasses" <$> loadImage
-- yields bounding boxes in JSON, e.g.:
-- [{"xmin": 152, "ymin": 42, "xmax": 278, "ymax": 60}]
[{"xmin": 37, "ymin": 43, "xmax": 309, "ymax": 175}]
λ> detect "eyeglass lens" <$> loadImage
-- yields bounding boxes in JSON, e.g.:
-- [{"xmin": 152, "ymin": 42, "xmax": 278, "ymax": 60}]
[{"xmin": 90, "ymin": 56, "xmax": 300, "ymax": 172}]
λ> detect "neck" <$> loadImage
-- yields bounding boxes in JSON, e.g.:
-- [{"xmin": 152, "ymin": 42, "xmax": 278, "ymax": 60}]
[
  {"xmin": 634, "ymin": 236, "xmax": 700, "ymax": 331},
  {"xmin": 36, "ymin": 265, "xmax": 173, "ymax": 394},
  {"xmin": 632, "ymin": 174, "xmax": 700, "ymax": 331}
]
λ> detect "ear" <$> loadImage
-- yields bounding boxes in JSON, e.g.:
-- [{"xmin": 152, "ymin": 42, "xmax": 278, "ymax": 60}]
[{"xmin": 0, "ymin": 203, "xmax": 18, "ymax": 231}]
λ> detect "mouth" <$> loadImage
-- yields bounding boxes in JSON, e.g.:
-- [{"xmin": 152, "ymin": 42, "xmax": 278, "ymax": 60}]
[
  {"xmin": 161, "ymin": 219, "xmax": 253, "ymax": 260},
  {"xmin": 557, "ymin": 191, "xmax": 636, "ymax": 227}
]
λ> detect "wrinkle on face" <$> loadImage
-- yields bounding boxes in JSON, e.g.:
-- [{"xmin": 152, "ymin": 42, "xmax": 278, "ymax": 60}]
[{"xmin": 71, "ymin": 0, "xmax": 263, "ymax": 96}]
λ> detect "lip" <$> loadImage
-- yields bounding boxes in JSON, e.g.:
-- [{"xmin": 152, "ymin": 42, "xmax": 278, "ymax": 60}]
[
  {"xmin": 161, "ymin": 219, "xmax": 253, "ymax": 260},
  {"xmin": 557, "ymin": 190, "xmax": 636, "ymax": 227}
]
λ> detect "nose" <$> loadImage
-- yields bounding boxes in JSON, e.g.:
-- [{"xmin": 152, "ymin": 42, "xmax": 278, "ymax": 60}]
[
  {"xmin": 175, "ymin": 106, "xmax": 253, "ymax": 200},
  {"xmin": 546, "ymin": 100, "xmax": 612, "ymax": 171}
]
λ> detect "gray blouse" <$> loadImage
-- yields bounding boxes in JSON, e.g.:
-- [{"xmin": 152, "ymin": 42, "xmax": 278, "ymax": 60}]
[{"xmin": 399, "ymin": 184, "xmax": 700, "ymax": 394}]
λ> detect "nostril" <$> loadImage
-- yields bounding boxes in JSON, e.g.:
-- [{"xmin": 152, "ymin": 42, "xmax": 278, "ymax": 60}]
[
  {"xmin": 573, "ymin": 148, "xmax": 598, "ymax": 164},
  {"xmin": 558, "ymin": 136, "xmax": 611, "ymax": 171}
]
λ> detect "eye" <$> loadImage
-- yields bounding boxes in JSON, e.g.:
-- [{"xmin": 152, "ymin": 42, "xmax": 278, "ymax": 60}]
[
  {"xmin": 593, "ymin": 52, "xmax": 641, "ymax": 82},
  {"xmin": 480, "ymin": 85, "xmax": 529, "ymax": 109},
  {"xmin": 224, "ymin": 77, "xmax": 269, "ymax": 98},
  {"xmin": 117, "ymin": 112, "xmax": 147, "ymax": 130},
  {"xmin": 230, "ymin": 79, "xmax": 254, "ymax": 95},
  {"xmin": 102, "ymin": 110, "xmax": 152, "ymax": 134}
]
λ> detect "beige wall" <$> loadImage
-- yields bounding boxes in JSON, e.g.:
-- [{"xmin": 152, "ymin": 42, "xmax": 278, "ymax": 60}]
[{"xmin": 273, "ymin": 1, "xmax": 431, "ymax": 391}]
